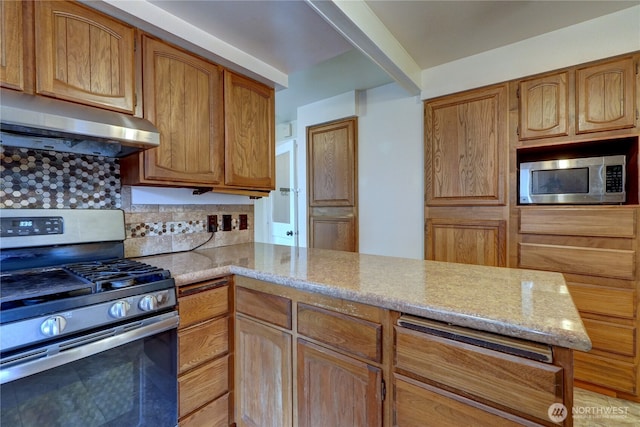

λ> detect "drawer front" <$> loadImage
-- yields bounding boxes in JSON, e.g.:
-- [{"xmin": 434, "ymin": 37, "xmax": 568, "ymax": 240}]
[
  {"xmin": 236, "ymin": 286, "xmax": 292, "ymax": 329},
  {"xmin": 179, "ymin": 284, "xmax": 228, "ymax": 328},
  {"xmin": 394, "ymin": 375, "xmax": 538, "ymax": 427},
  {"xmin": 567, "ymin": 283, "xmax": 636, "ymax": 319},
  {"xmin": 179, "ymin": 355, "xmax": 229, "ymax": 418},
  {"xmin": 520, "ymin": 208, "xmax": 637, "ymax": 238},
  {"xmin": 179, "ymin": 393, "xmax": 229, "ymax": 427},
  {"xmin": 298, "ymin": 303, "xmax": 382, "ymax": 362},
  {"xmin": 574, "ymin": 351, "xmax": 636, "ymax": 394},
  {"xmin": 519, "ymin": 243, "xmax": 636, "ymax": 280},
  {"xmin": 395, "ymin": 327, "xmax": 563, "ymax": 422},
  {"xmin": 582, "ymin": 318, "xmax": 636, "ymax": 357},
  {"xmin": 179, "ymin": 317, "xmax": 229, "ymax": 373}
]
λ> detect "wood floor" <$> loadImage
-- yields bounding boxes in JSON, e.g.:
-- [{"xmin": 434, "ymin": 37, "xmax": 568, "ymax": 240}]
[{"xmin": 574, "ymin": 388, "xmax": 640, "ymax": 426}]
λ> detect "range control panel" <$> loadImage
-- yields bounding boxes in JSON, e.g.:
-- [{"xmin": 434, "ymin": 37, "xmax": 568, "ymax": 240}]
[{"xmin": 0, "ymin": 217, "xmax": 63, "ymax": 237}]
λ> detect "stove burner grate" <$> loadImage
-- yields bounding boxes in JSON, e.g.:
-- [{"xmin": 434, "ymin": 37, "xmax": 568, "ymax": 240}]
[{"xmin": 65, "ymin": 259, "xmax": 171, "ymax": 292}]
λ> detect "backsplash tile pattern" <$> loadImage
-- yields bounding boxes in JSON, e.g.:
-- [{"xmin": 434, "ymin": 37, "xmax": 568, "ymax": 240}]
[{"xmin": 0, "ymin": 147, "xmax": 121, "ymax": 209}]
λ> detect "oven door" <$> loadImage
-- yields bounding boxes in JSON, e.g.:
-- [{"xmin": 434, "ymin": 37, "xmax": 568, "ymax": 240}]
[{"xmin": 0, "ymin": 311, "xmax": 178, "ymax": 427}]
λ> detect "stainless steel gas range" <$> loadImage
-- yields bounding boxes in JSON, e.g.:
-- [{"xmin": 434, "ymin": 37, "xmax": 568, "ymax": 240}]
[{"xmin": 0, "ymin": 209, "xmax": 178, "ymax": 427}]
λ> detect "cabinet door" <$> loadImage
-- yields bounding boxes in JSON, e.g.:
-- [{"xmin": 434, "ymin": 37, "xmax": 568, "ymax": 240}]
[
  {"xmin": 0, "ymin": 0, "xmax": 25, "ymax": 90},
  {"xmin": 425, "ymin": 84, "xmax": 507, "ymax": 206},
  {"xmin": 34, "ymin": 1, "xmax": 135, "ymax": 112},
  {"xmin": 224, "ymin": 70, "xmax": 275, "ymax": 190},
  {"xmin": 297, "ymin": 339, "xmax": 382, "ymax": 427},
  {"xmin": 235, "ymin": 316, "xmax": 292, "ymax": 427},
  {"xmin": 577, "ymin": 57, "xmax": 636, "ymax": 133},
  {"xmin": 519, "ymin": 72, "xmax": 569, "ymax": 140},
  {"xmin": 141, "ymin": 36, "xmax": 224, "ymax": 185}
]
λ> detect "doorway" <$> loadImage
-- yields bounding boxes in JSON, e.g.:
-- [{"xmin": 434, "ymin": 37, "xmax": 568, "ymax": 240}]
[{"xmin": 270, "ymin": 139, "xmax": 298, "ymax": 246}]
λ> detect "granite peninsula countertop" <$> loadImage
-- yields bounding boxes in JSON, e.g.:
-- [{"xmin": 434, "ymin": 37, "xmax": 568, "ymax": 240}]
[{"xmin": 138, "ymin": 242, "xmax": 592, "ymax": 351}]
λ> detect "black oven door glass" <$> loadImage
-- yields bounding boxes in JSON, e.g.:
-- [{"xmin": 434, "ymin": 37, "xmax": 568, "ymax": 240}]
[
  {"xmin": 0, "ymin": 328, "xmax": 177, "ymax": 427},
  {"xmin": 532, "ymin": 167, "xmax": 589, "ymax": 194}
]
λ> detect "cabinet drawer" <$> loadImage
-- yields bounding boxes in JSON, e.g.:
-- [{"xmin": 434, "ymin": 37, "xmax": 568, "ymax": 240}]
[
  {"xmin": 179, "ymin": 355, "xmax": 228, "ymax": 418},
  {"xmin": 567, "ymin": 283, "xmax": 636, "ymax": 319},
  {"xmin": 394, "ymin": 375, "xmax": 541, "ymax": 427},
  {"xmin": 236, "ymin": 286, "xmax": 292, "ymax": 329},
  {"xmin": 179, "ymin": 283, "xmax": 228, "ymax": 328},
  {"xmin": 179, "ymin": 393, "xmax": 229, "ymax": 427},
  {"xmin": 574, "ymin": 351, "xmax": 636, "ymax": 394},
  {"xmin": 395, "ymin": 327, "xmax": 563, "ymax": 422},
  {"xmin": 179, "ymin": 317, "xmax": 229, "ymax": 373},
  {"xmin": 297, "ymin": 303, "xmax": 382, "ymax": 362},
  {"xmin": 520, "ymin": 208, "xmax": 636, "ymax": 238},
  {"xmin": 519, "ymin": 243, "xmax": 635, "ymax": 280},
  {"xmin": 582, "ymin": 318, "xmax": 635, "ymax": 357}
]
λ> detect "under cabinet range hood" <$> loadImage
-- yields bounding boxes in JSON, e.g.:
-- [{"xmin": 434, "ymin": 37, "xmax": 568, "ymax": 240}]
[{"xmin": 0, "ymin": 89, "xmax": 160, "ymax": 158}]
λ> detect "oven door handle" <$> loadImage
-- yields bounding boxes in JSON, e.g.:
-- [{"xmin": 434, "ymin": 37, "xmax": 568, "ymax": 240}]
[{"xmin": 0, "ymin": 311, "xmax": 179, "ymax": 384}]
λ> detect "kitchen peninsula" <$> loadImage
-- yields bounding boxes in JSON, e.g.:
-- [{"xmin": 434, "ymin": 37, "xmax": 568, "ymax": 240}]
[{"xmin": 141, "ymin": 242, "xmax": 590, "ymax": 427}]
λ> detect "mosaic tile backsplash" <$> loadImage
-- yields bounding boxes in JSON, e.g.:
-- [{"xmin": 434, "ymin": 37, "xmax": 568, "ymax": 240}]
[{"xmin": 0, "ymin": 147, "xmax": 121, "ymax": 209}]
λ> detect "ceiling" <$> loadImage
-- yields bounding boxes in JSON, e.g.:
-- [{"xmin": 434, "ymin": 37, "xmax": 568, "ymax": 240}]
[{"xmin": 141, "ymin": 1, "xmax": 638, "ymax": 123}]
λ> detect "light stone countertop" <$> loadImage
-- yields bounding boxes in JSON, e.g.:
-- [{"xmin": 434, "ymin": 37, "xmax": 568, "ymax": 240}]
[{"xmin": 138, "ymin": 242, "xmax": 592, "ymax": 351}]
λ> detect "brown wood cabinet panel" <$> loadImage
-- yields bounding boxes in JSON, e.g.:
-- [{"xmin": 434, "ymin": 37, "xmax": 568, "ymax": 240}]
[
  {"xmin": 0, "ymin": 0, "xmax": 25, "ymax": 90},
  {"xmin": 235, "ymin": 316, "xmax": 292, "ymax": 427},
  {"xmin": 236, "ymin": 286, "xmax": 292, "ymax": 329},
  {"xmin": 519, "ymin": 71, "xmax": 569, "ymax": 140},
  {"xmin": 297, "ymin": 303, "xmax": 382, "ymax": 363},
  {"xmin": 297, "ymin": 339, "xmax": 382, "ymax": 427},
  {"xmin": 179, "ymin": 317, "xmax": 228, "ymax": 374},
  {"xmin": 520, "ymin": 207, "xmax": 637, "ymax": 238},
  {"xmin": 309, "ymin": 215, "xmax": 356, "ymax": 252},
  {"xmin": 519, "ymin": 242, "xmax": 636, "ymax": 280},
  {"xmin": 179, "ymin": 355, "xmax": 229, "ymax": 418},
  {"xmin": 582, "ymin": 318, "xmax": 635, "ymax": 357},
  {"xmin": 224, "ymin": 70, "xmax": 275, "ymax": 190},
  {"xmin": 34, "ymin": 1, "xmax": 135, "ymax": 112},
  {"xmin": 394, "ymin": 375, "xmax": 538, "ymax": 427},
  {"xmin": 574, "ymin": 351, "xmax": 636, "ymax": 394},
  {"xmin": 427, "ymin": 218, "xmax": 506, "ymax": 267},
  {"xmin": 576, "ymin": 57, "xmax": 636, "ymax": 133},
  {"xmin": 425, "ymin": 84, "xmax": 507, "ymax": 205},
  {"xmin": 178, "ymin": 283, "xmax": 228, "ymax": 329},
  {"xmin": 395, "ymin": 327, "xmax": 563, "ymax": 422},
  {"xmin": 179, "ymin": 393, "xmax": 229, "ymax": 427},
  {"xmin": 567, "ymin": 282, "xmax": 636, "ymax": 319}
]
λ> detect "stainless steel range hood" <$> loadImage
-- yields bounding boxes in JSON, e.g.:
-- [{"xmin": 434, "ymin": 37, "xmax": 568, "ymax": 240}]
[{"xmin": 0, "ymin": 89, "xmax": 160, "ymax": 158}]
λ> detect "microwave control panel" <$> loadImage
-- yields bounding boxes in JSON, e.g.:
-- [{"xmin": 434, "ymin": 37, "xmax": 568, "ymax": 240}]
[{"xmin": 605, "ymin": 165, "xmax": 624, "ymax": 193}]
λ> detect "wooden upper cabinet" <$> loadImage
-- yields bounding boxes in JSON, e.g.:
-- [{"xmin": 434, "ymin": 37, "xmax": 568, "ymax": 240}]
[
  {"xmin": 425, "ymin": 84, "xmax": 508, "ymax": 206},
  {"xmin": 139, "ymin": 36, "xmax": 224, "ymax": 185},
  {"xmin": 519, "ymin": 71, "xmax": 569, "ymax": 140},
  {"xmin": 224, "ymin": 70, "xmax": 275, "ymax": 190},
  {"xmin": 0, "ymin": 0, "xmax": 26, "ymax": 91},
  {"xmin": 34, "ymin": 1, "xmax": 135, "ymax": 113},
  {"xmin": 577, "ymin": 57, "xmax": 636, "ymax": 133}
]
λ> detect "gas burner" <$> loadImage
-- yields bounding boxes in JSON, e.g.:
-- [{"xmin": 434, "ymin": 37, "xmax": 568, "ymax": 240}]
[{"xmin": 65, "ymin": 259, "xmax": 171, "ymax": 291}]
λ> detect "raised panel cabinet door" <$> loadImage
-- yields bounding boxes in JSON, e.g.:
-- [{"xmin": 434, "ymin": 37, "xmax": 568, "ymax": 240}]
[
  {"xmin": 427, "ymin": 218, "xmax": 506, "ymax": 267},
  {"xmin": 235, "ymin": 316, "xmax": 292, "ymax": 427},
  {"xmin": 309, "ymin": 215, "xmax": 356, "ymax": 252},
  {"xmin": 224, "ymin": 70, "xmax": 275, "ymax": 190},
  {"xmin": 34, "ymin": 1, "xmax": 135, "ymax": 112},
  {"xmin": 577, "ymin": 57, "xmax": 636, "ymax": 133},
  {"xmin": 0, "ymin": 0, "xmax": 25, "ymax": 90},
  {"xmin": 519, "ymin": 72, "xmax": 569, "ymax": 140},
  {"xmin": 425, "ymin": 84, "xmax": 507, "ymax": 205},
  {"xmin": 297, "ymin": 339, "xmax": 382, "ymax": 427},
  {"xmin": 142, "ymin": 36, "xmax": 224, "ymax": 185}
]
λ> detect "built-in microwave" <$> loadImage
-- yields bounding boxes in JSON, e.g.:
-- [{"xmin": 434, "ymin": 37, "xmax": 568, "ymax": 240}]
[{"xmin": 519, "ymin": 155, "xmax": 626, "ymax": 204}]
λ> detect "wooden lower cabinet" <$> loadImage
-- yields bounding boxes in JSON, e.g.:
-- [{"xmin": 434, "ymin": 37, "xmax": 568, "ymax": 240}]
[{"xmin": 297, "ymin": 339, "xmax": 383, "ymax": 427}]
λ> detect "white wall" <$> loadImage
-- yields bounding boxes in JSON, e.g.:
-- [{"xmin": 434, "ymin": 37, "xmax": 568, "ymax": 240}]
[{"xmin": 358, "ymin": 84, "xmax": 423, "ymax": 259}]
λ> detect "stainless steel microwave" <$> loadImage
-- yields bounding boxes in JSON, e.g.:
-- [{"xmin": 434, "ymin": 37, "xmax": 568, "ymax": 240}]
[{"xmin": 519, "ymin": 155, "xmax": 626, "ymax": 204}]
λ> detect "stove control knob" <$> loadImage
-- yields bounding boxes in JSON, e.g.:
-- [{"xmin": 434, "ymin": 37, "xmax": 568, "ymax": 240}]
[
  {"xmin": 155, "ymin": 291, "xmax": 168, "ymax": 304},
  {"xmin": 41, "ymin": 316, "xmax": 67, "ymax": 337},
  {"xmin": 139, "ymin": 295, "xmax": 158, "ymax": 312},
  {"xmin": 109, "ymin": 300, "xmax": 131, "ymax": 318}
]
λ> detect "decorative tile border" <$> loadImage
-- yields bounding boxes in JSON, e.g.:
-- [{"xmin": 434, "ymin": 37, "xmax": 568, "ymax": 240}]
[{"xmin": 128, "ymin": 220, "xmax": 206, "ymax": 237}]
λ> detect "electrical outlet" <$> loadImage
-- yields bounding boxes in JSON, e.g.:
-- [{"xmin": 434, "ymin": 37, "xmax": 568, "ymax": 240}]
[
  {"xmin": 207, "ymin": 215, "xmax": 218, "ymax": 232},
  {"xmin": 239, "ymin": 214, "xmax": 248, "ymax": 230},
  {"xmin": 222, "ymin": 214, "xmax": 232, "ymax": 231}
]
